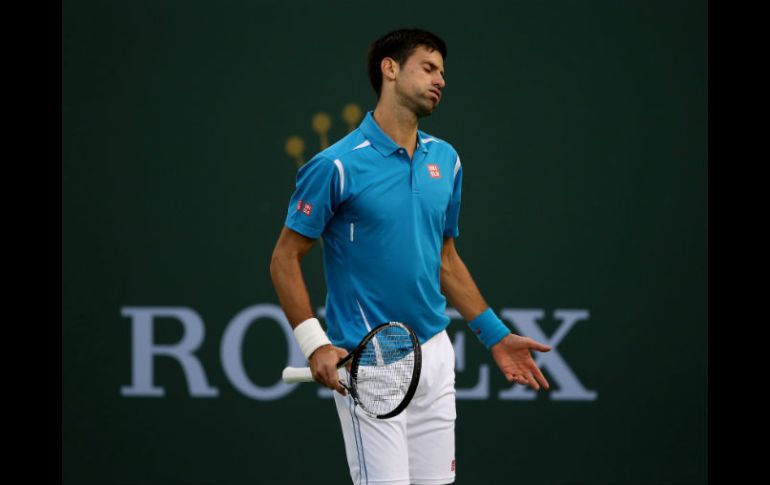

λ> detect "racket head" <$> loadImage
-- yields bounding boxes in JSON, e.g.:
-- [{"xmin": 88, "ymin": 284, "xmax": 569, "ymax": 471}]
[{"xmin": 348, "ymin": 321, "xmax": 422, "ymax": 419}]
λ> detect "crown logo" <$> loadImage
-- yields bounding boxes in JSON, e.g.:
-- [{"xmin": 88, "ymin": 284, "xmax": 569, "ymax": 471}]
[{"xmin": 285, "ymin": 103, "xmax": 364, "ymax": 168}]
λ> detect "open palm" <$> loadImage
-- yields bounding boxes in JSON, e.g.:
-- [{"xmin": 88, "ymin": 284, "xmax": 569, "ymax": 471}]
[{"xmin": 491, "ymin": 334, "xmax": 551, "ymax": 390}]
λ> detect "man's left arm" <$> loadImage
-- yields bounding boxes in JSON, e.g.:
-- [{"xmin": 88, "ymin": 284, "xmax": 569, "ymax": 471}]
[{"xmin": 440, "ymin": 236, "xmax": 551, "ymax": 390}]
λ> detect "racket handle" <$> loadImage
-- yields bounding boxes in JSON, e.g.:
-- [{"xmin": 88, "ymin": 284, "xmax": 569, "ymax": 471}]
[{"xmin": 282, "ymin": 366, "xmax": 314, "ymax": 383}]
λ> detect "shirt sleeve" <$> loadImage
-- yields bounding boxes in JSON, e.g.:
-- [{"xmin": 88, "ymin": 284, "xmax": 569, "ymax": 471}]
[
  {"xmin": 285, "ymin": 155, "xmax": 344, "ymax": 239},
  {"xmin": 444, "ymin": 154, "xmax": 463, "ymax": 238}
]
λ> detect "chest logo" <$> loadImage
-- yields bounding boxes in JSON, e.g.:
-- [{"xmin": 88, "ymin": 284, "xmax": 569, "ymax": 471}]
[{"xmin": 427, "ymin": 164, "xmax": 441, "ymax": 178}]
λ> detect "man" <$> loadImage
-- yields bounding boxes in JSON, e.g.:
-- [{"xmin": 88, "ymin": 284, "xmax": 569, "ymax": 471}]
[{"xmin": 270, "ymin": 28, "xmax": 551, "ymax": 485}]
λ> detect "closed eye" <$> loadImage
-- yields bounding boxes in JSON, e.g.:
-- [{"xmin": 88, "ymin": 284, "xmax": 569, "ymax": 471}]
[{"xmin": 422, "ymin": 62, "xmax": 445, "ymax": 81}]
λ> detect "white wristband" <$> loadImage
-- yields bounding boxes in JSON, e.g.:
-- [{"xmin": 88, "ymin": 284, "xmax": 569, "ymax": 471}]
[{"xmin": 293, "ymin": 317, "xmax": 332, "ymax": 360}]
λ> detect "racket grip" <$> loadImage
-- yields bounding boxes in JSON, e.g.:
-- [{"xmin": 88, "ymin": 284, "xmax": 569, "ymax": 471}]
[{"xmin": 282, "ymin": 366, "xmax": 314, "ymax": 383}]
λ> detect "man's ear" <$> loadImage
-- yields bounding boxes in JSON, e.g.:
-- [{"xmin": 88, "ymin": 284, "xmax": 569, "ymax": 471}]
[{"xmin": 381, "ymin": 57, "xmax": 399, "ymax": 81}]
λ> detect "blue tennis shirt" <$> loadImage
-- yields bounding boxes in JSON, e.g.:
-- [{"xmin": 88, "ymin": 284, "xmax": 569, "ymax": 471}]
[{"xmin": 285, "ymin": 111, "xmax": 463, "ymax": 351}]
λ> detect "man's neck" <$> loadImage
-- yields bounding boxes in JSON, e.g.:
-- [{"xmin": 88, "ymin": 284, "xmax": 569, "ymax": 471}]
[{"xmin": 372, "ymin": 101, "xmax": 419, "ymax": 157}]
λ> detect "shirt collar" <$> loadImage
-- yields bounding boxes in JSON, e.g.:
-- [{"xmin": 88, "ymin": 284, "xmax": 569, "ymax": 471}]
[{"xmin": 359, "ymin": 111, "xmax": 429, "ymax": 156}]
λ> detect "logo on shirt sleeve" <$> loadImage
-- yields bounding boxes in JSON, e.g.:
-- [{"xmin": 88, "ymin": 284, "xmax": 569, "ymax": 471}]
[
  {"xmin": 296, "ymin": 199, "xmax": 313, "ymax": 216},
  {"xmin": 427, "ymin": 164, "xmax": 441, "ymax": 178}
]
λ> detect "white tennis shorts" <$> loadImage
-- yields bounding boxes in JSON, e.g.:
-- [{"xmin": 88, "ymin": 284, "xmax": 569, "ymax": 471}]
[{"xmin": 333, "ymin": 329, "xmax": 456, "ymax": 485}]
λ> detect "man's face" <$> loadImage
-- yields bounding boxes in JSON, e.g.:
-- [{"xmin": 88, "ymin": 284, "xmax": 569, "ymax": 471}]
[{"xmin": 393, "ymin": 45, "xmax": 446, "ymax": 117}]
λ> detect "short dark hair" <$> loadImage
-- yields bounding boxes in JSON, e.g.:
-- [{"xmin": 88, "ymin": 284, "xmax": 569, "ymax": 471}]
[{"xmin": 367, "ymin": 28, "xmax": 448, "ymax": 97}]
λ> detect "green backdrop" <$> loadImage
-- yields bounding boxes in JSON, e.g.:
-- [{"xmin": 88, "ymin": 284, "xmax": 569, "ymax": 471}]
[{"xmin": 62, "ymin": 1, "xmax": 707, "ymax": 484}]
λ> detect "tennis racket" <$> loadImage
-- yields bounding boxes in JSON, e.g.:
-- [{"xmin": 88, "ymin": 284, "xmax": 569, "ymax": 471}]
[{"xmin": 282, "ymin": 321, "xmax": 422, "ymax": 419}]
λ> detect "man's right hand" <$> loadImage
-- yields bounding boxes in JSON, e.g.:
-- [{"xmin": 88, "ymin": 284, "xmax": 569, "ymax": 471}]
[{"xmin": 309, "ymin": 344, "xmax": 349, "ymax": 395}]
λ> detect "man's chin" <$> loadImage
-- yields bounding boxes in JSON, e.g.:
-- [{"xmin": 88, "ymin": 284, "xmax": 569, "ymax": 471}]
[{"xmin": 416, "ymin": 102, "xmax": 438, "ymax": 118}]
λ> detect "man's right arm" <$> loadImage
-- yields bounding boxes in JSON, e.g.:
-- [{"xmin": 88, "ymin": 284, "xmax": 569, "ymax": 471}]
[{"xmin": 269, "ymin": 226, "xmax": 348, "ymax": 394}]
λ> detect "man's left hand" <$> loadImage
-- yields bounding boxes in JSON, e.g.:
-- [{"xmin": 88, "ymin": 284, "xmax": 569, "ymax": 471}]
[{"xmin": 491, "ymin": 334, "xmax": 551, "ymax": 390}]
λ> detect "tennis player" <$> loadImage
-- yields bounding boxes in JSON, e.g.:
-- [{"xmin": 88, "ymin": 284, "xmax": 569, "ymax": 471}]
[{"xmin": 270, "ymin": 28, "xmax": 551, "ymax": 485}]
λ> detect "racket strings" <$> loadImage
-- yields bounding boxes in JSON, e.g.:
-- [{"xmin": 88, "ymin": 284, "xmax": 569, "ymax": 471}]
[{"xmin": 354, "ymin": 324, "xmax": 417, "ymax": 417}]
